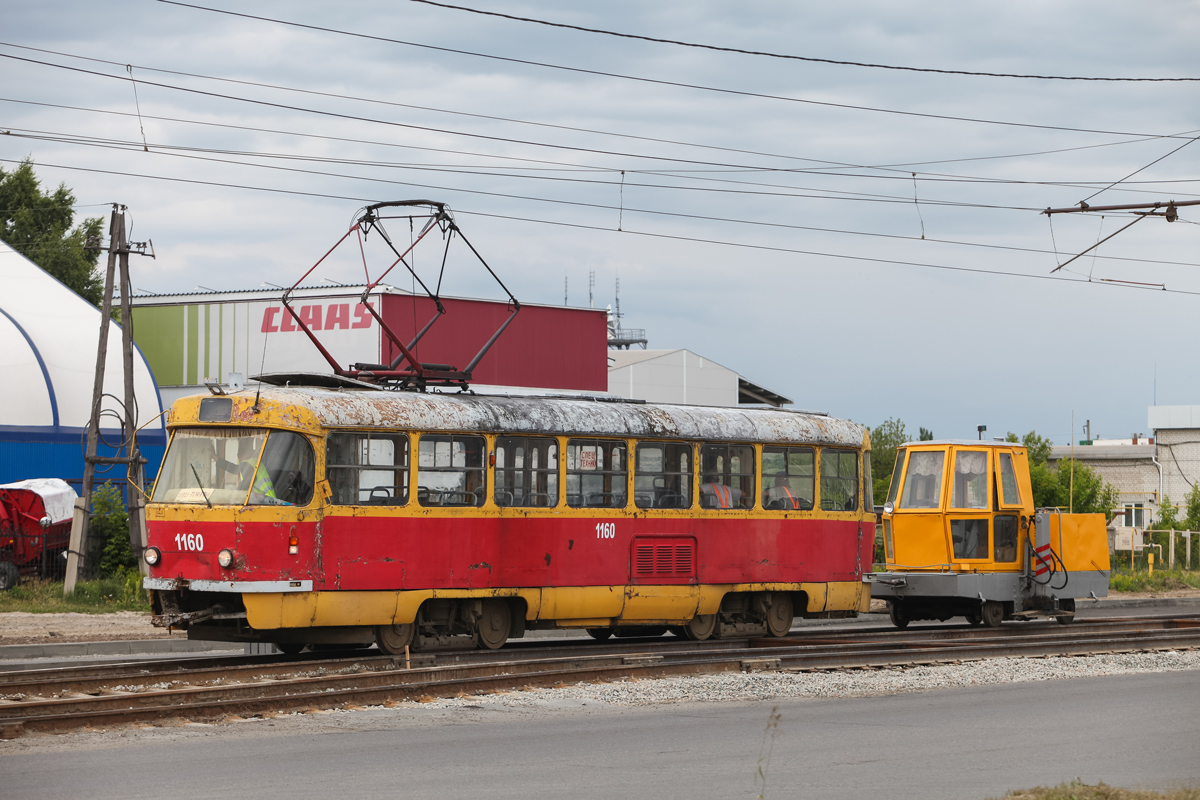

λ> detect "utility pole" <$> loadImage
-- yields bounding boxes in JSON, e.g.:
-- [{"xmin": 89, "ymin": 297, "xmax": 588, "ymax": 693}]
[{"xmin": 64, "ymin": 205, "xmax": 155, "ymax": 596}]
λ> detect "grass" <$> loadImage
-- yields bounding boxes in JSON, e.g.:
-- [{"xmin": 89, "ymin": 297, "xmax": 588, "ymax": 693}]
[
  {"xmin": 996, "ymin": 782, "xmax": 1200, "ymax": 799},
  {"xmin": 0, "ymin": 572, "xmax": 150, "ymax": 613},
  {"xmin": 1108, "ymin": 568, "xmax": 1200, "ymax": 594}
]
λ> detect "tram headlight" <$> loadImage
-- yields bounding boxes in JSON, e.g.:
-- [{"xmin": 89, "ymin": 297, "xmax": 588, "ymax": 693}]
[
  {"xmin": 144, "ymin": 547, "xmax": 161, "ymax": 566},
  {"xmin": 883, "ymin": 501, "xmax": 894, "ymax": 514},
  {"xmin": 218, "ymin": 549, "xmax": 234, "ymax": 569}
]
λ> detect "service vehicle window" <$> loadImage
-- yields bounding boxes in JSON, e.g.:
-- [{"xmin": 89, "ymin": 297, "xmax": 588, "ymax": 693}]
[
  {"xmin": 951, "ymin": 450, "xmax": 989, "ymax": 509},
  {"xmin": 994, "ymin": 515, "xmax": 1018, "ymax": 562},
  {"xmin": 566, "ymin": 439, "xmax": 627, "ymax": 508},
  {"xmin": 327, "ymin": 432, "xmax": 409, "ymax": 505},
  {"xmin": 635, "ymin": 442, "xmax": 692, "ymax": 509},
  {"xmin": 153, "ymin": 427, "xmax": 315, "ymax": 507},
  {"xmin": 886, "ymin": 448, "xmax": 906, "ymax": 506},
  {"xmin": 417, "ymin": 435, "xmax": 486, "ymax": 507},
  {"xmin": 820, "ymin": 448, "xmax": 858, "ymax": 511},
  {"xmin": 495, "ymin": 436, "xmax": 558, "ymax": 507},
  {"xmin": 761, "ymin": 447, "xmax": 814, "ymax": 510},
  {"xmin": 699, "ymin": 444, "xmax": 755, "ymax": 510},
  {"xmin": 951, "ymin": 518, "xmax": 989, "ymax": 560},
  {"xmin": 998, "ymin": 453, "xmax": 1021, "ymax": 505},
  {"xmin": 899, "ymin": 451, "xmax": 944, "ymax": 509}
]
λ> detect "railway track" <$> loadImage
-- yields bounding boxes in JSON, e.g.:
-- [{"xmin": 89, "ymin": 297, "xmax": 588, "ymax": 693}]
[{"xmin": 2, "ymin": 615, "xmax": 1198, "ymax": 739}]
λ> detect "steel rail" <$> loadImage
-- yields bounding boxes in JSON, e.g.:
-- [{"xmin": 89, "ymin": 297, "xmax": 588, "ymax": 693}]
[{"xmin": 1, "ymin": 616, "xmax": 1198, "ymax": 739}]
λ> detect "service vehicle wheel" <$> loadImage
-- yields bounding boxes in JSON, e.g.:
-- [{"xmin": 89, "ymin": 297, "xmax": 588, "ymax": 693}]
[
  {"xmin": 1055, "ymin": 598, "xmax": 1076, "ymax": 625},
  {"xmin": 964, "ymin": 609, "xmax": 982, "ymax": 626},
  {"xmin": 0, "ymin": 561, "xmax": 18, "ymax": 592},
  {"xmin": 475, "ymin": 599, "xmax": 511, "ymax": 650},
  {"xmin": 980, "ymin": 600, "xmax": 1005, "ymax": 628},
  {"xmin": 586, "ymin": 627, "xmax": 613, "ymax": 641},
  {"xmin": 275, "ymin": 642, "xmax": 306, "ymax": 655},
  {"xmin": 888, "ymin": 601, "xmax": 909, "ymax": 629},
  {"xmin": 375, "ymin": 623, "xmax": 415, "ymax": 655},
  {"xmin": 765, "ymin": 593, "xmax": 794, "ymax": 638},
  {"xmin": 683, "ymin": 614, "xmax": 717, "ymax": 640}
]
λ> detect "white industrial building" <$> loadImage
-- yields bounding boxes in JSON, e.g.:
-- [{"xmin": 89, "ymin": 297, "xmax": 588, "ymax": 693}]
[{"xmin": 607, "ymin": 349, "xmax": 791, "ymax": 408}]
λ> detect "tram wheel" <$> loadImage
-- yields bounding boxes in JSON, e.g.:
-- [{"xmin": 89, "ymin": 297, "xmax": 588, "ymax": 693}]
[
  {"xmin": 683, "ymin": 614, "xmax": 717, "ymax": 641},
  {"xmin": 1055, "ymin": 598, "xmax": 1076, "ymax": 625},
  {"xmin": 765, "ymin": 593, "xmax": 794, "ymax": 638},
  {"xmin": 275, "ymin": 642, "xmax": 306, "ymax": 655},
  {"xmin": 375, "ymin": 623, "xmax": 415, "ymax": 655},
  {"xmin": 980, "ymin": 600, "xmax": 1005, "ymax": 629},
  {"xmin": 964, "ymin": 610, "xmax": 982, "ymax": 626},
  {"xmin": 586, "ymin": 627, "xmax": 614, "ymax": 641},
  {"xmin": 475, "ymin": 599, "xmax": 512, "ymax": 650},
  {"xmin": 888, "ymin": 601, "xmax": 909, "ymax": 630}
]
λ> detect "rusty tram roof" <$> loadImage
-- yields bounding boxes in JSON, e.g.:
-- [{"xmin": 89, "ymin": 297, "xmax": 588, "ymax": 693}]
[{"xmin": 225, "ymin": 386, "xmax": 866, "ymax": 447}]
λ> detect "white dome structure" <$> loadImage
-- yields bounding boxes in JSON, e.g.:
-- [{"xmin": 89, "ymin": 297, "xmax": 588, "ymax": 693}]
[{"xmin": 0, "ymin": 239, "xmax": 165, "ymax": 486}]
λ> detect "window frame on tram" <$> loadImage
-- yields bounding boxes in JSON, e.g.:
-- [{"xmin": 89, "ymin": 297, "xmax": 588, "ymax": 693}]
[
  {"xmin": 634, "ymin": 441, "xmax": 694, "ymax": 510},
  {"xmin": 761, "ymin": 446, "xmax": 815, "ymax": 511},
  {"xmin": 494, "ymin": 435, "xmax": 559, "ymax": 508},
  {"xmin": 326, "ymin": 431, "xmax": 410, "ymax": 506},
  {"xmin": 698, "ymin": 443, "xmax": 755, "ymax": 510},
  {"xmin": 819, "ymin": 448, "xmax": 859, "ymax": 512},
  {"xmin": 565, "ymin": 438, "xmax": 629, "ymax": 509},
  {"xmin": 416, "ymin": 433, "xmax": 488, "ymax": 508}
]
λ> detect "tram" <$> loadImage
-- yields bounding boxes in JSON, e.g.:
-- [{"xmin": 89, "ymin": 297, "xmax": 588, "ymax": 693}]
[{"xmin": 143, "ymin": 384, "xmax": 875, "ymax": 652}]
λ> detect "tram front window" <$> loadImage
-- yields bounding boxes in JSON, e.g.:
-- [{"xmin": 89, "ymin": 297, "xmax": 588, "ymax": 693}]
[{"xmin": 153, "ymin": 428, "xmax": 315, "ymax": 506}]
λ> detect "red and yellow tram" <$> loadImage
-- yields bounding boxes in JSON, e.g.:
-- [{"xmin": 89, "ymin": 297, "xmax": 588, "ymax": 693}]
[{"xmin": 143, "ymin": 384, "xmax": 874, "ymax": 652}]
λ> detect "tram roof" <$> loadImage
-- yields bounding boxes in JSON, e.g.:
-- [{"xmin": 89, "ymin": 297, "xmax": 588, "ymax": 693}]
[{"xmin": 245, "ymin": 386, "xmax": 866, "ymax": 447}]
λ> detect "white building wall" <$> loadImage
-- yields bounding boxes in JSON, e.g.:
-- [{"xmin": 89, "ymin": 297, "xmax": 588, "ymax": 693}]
[{"xmin": 608, "ymin": 349, "xmax": 738, "ymax": 407}]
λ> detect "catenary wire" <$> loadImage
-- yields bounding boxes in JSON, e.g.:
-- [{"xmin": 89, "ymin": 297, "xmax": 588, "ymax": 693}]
[
  {"xmin": 5, "ymin": 157, "xmax": 1197, "ymax": 299},
  {"xmin": 2, "ymin": 48, "xmax": 1195, "ymax": 178},
  {"xmin": 404, "ymin": 0, "xmax": 1200, "ymax": 83},
  {"xmin": 9, "ymin": 130, "xmax": 1200, "ymax": 269},
  {"xmin": 143, "ymin": 4, "xmax": 1197, "ymax": 141}
]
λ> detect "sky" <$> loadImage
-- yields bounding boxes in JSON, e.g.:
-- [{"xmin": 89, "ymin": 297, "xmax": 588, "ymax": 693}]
[{"xmin": 3, "ymin": 0, "xmax": 1199, "ymax": 444}]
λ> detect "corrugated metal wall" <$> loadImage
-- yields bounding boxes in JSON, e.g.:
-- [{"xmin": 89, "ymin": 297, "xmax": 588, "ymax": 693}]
[{"xmin": 382, "ymin": 295, "xmax": 608, "ymax": 390}]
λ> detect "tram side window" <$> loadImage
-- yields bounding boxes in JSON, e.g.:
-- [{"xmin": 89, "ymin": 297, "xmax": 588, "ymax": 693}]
[
  {"xmin": 495, "ymin": 436, "xmax": 559, "ymax": 507},
  {"xmin": 994, "ymin": 515, "xmax": 1018, "ymax": 562},
  {"xmin": 418, "ymin": 435, "xmax": 486, "ymax": 507},
  {"xmin": 899, "ymin": 451, "xmax": 944, "ymax": 509},
  {"xmin": 952, "ymin": 451, "xmax": 989, "ymax": 509},
  {"xmin": 249, "ymin": 431, "xmax": 317, "ymax": 506},
  {"xmin": 566, "ymin": 439, "xmax": 627, "ymax": 509},
  {"xmin": 635, "ymin": 442, "xmax": 692, "ymax": 509},
  {"xmin": 761, "ymin": 447, "xmax": 814, "ymax": 510},
  {"xmin": 326, "ymin": 432, "xmax": 409, "ymax": 506},
  {"xmin": 699, "ymin": 444, "xmax": 755, "ymax": 510},
  {"xmin": 951, "ymin": 518, "xmax": 990, "ymax": 560},
  {"xmin": 820, "ymin": 449, "xmax": 858, "ymax": 511}
]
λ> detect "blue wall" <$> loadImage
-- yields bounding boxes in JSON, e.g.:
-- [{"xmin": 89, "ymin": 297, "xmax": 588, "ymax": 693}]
[{"xmin": 0, "ymin": 426, "xmax": 166, "ymax": 497}]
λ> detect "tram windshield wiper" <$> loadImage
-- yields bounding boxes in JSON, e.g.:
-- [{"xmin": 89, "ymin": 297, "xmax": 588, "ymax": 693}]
[{"xmin": 189, "ymin": 464, "xmax": 213, "ymax": 509}]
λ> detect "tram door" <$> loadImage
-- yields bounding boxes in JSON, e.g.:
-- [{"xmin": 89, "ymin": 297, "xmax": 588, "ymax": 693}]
[{"xmin": 946, "ymin": 448, "xmax": 992, "ymax": 567}]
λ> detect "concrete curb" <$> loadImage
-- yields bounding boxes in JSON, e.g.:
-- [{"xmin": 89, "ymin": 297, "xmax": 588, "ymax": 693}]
[{"xmin": 0, "ymin": 638, "xmax": 241, "ymax": 660}]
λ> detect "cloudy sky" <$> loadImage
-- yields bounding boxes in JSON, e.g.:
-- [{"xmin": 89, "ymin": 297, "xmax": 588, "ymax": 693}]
[{"xmin": 3, "ymin": 1, "xmax": 1198, "ymax": 443}]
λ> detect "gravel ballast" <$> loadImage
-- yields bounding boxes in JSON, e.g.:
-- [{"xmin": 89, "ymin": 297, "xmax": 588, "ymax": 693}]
[{"xmin": 398, "ymin": 650, "xmax": 1200, "ymax": 709}]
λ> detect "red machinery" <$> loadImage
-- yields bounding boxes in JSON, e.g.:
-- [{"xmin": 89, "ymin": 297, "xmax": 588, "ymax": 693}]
[{"xmin": 0, "ymin": 479, "xmax": 76, "ymax": 590}]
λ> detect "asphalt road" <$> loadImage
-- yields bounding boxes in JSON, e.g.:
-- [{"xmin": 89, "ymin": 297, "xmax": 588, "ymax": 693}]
[{"xmin": 3, "ymin": 667, "xmax": 1197, "ymax": 799}]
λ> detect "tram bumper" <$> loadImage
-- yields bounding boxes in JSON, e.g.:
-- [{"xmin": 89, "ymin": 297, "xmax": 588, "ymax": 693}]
[{"xmin": 865, "ymin": 571, "xmax": 1022, "ymax": 603}]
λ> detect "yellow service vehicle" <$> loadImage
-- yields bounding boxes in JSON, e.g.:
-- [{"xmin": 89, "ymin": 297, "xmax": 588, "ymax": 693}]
[{"xmin": 865, "ymin": 440, "xmax": 1110, "ymax": 628}]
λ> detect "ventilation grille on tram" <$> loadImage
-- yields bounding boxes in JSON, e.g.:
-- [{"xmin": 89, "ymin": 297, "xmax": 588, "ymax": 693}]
[{"xmin": 631, "ymin": 537, "xmax": 696, "ymax": 583}]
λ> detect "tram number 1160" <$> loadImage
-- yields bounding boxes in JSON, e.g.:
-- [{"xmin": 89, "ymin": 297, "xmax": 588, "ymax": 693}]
[{"xmin": 595, "ymin": 522, "xmax": 616, "ymax": 539}]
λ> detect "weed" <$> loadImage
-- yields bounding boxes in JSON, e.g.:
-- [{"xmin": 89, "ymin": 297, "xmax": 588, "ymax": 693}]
[
  {"xmin": 754, "ymin": 705, "xmax": 782, "ymax": 799},
  {"xmin": 996, "ymin": 780, "xmax": 1200, "ymax": 799},
  {"xmin": 0, "ymin": 576, "xmax": 150, "ymax": 613}
]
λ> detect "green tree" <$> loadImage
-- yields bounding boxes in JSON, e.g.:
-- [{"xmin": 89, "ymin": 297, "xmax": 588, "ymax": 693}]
[
  {"xmin": 1006, "ymin": 430, "xmax": 1116, "ymax": 514},
  {"xmin": 869, "ymin": 418, "xmax": 908, "ymax": 505},
  {"xmin": 918, "ymin": 427, "xmax": 934, "ymax": 441},
  {"xmin": 91, "ymin": 482, "xmax": 135, "ymax": 577},
  {"xmin": 0, "ymin": 158, "xmax": 104, "ymax": 305},
  {"xmin": 1185, "ymin": 482, "xmax": 1200, "ymax": 532},
  {"xmin": 1153, "ymin": 495, "xmax": 1182, "ymax": 530}
]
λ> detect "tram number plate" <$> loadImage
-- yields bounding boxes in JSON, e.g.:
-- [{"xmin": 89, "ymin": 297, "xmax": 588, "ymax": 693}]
[
  {"xmin": 596, "ymin": 522, "xmax": 616, "ymax": 539},
  {"xmin": 175, "ymin": 533, "xmax": 205, "ymax": 552}
]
